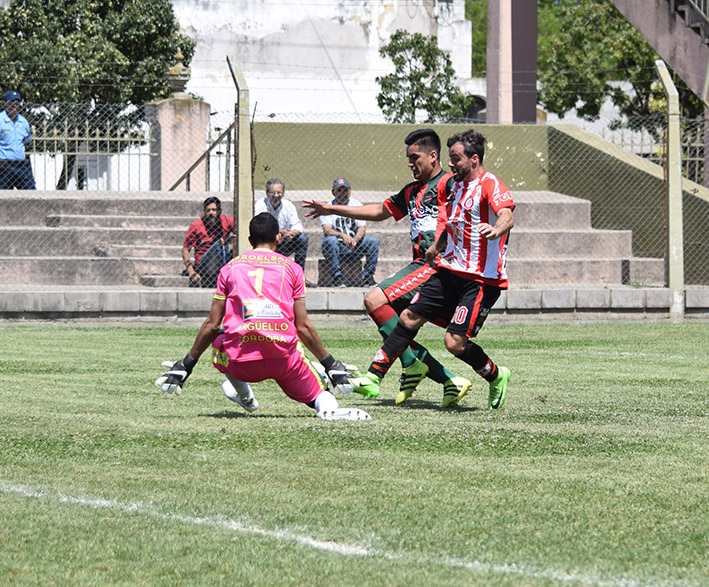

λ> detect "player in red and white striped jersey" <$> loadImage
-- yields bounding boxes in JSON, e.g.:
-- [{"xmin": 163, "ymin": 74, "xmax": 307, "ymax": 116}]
[{"xmin": 354, "ymin": 129, "xmax": 514, "ymax": 410}]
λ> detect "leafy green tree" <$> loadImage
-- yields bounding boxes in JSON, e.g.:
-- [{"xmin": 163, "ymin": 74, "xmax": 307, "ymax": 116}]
[
  {"xmin": 376, "ymin": 29, "xmax": 472, "ymax": 123},
  {"xmin": 537, "ymin": 0, "xmax": 701, "ymax": 125},
  {"xmin": 0, "ymin": 0, "xmax": 195, "ymax": 188}
]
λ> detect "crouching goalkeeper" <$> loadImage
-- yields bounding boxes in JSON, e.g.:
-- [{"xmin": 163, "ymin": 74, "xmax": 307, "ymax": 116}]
[{"xmin": 156, "ymin": 212, "xmax": 369, "ymax": 421}]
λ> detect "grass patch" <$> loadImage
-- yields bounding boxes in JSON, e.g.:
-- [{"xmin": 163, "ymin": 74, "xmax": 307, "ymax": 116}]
[{"xmin": 0, "ymin": 322, "xmax": 707, "ymax": 585}]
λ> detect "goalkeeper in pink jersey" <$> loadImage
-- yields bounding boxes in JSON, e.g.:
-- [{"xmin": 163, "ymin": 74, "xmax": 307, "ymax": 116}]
[{"xmin": 156, "ymin": 212, "xmax": 370, "ymax": 421}]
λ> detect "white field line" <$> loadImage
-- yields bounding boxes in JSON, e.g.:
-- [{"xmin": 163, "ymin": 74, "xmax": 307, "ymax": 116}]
[{"xmin": 1, "ymin": 482, "xmax": 670, "ymax": 587}]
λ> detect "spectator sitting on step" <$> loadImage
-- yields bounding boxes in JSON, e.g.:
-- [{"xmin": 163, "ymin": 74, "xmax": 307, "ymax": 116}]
[
  {"xmin": 254, "ymin": 177, "xmax": 310, "ymax": 276},
  {"xmin": 0, "ymin": 91, "xmax": 37, "ymax": 190},
  {"xmin": 182, "ymin": 196, "xmax": 234, "ymax": 288},
  {"xmin": 319, "ymin": 178, "xmax": 379, "ymax": 287}
]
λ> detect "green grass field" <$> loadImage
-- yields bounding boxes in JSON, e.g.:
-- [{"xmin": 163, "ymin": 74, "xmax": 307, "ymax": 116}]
[{"xmin": 0, "ymin": 321, "xmax": 707, "ymax": 586}]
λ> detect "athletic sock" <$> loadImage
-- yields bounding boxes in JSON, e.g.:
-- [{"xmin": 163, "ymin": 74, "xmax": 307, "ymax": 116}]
[
  {"xmin": 314, "ymin": 390, "xmax": 339, "ymax": 412},
  {"xmin": 455, "ymin": 341, "xmax": 499, "ymax": 382},
  {"xmin": 369, "ymin": 322, "xmax": 419, "ymax": 378},
  {"xmin": 369, "ymin": 304, "xmax": 417, "ymax": 368},
  {"xmin": 409, "ymin": 340, "xmax": 456, "ymax": 384}
]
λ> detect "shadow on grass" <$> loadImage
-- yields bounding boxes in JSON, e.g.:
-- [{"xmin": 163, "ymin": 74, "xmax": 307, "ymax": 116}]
[
  {"xmin": 367, "ymin": 397, "xmax": 483, "ymax": 412},
  {"xmin": 201, "ymin": 411, "xmax": 300, "ymax": 419}
]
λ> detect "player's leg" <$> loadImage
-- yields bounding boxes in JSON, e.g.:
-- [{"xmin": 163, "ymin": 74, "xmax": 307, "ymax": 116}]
[
  {"xmin": 445, "ymin": 280, "xmax": 510, "ymax": 410},
  {"xmin": 372, "ymin": 263, "xmax": 470, "ymax": 404},
  {"xmin": 354, "ymin": 273, "xmax": 449, "ymax": 399},
  {"xmin": 369, "ymin": 260, "xmax": 434, "ymax": 372},
  {"xmin": 277, "ymin": 345, "xmax": 371, "ymax": 420},
  {"xmin": 211, "ymin": 332, "xmax": 261, "ymax": 413},
  {"xmin": 222, "ymin": 375, "xmax": 259, "ymax": 412}
]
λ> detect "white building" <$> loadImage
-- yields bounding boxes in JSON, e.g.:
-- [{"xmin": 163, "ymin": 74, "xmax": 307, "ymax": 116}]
[{"xmin": 171, "ymin": 0, "xmax": 478, "ymax": 122}]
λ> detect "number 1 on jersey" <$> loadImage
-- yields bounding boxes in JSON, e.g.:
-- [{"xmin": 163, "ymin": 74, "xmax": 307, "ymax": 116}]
[{"xmin": 247, "ymin": 268, "xmax": 264, "ymax": 296}]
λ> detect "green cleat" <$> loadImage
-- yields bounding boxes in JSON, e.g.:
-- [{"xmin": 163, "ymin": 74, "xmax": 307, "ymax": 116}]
[
  {"xmin": 441, "ymin": 377, "xmax": 472, "ymax": 408},
  {"xmin": 396, "ymin": 359, "xmax": 429, "ymax": 405},
  {"xmin": 488, "ymin": 366, "xmax": 511, "ymax": 410},
  {"xmin": 351, "ymin": 372, "xmax": 381, "ymax": 399}
]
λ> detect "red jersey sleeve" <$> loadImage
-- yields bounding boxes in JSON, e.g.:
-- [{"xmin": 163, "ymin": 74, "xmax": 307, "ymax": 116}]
[
  {"xmin": 382, "ymin": 196, "xmax": 406, "ymax": 221},
  {"xmin": 483, "ymin": 176, "xmax": 515, "ymax": 214}
]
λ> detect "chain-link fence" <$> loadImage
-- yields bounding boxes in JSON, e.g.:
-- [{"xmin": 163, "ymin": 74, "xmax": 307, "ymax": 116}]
[{"xmin": 1, "ymin": 101, "xmax": 706, "ymax": 291}]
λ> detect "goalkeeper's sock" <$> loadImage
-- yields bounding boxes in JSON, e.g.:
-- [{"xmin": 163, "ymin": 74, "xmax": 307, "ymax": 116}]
[
  {"xmin": 314, "ymin": 390, "xmax": 339, "ymax": 412},
  {"xmin": 225, "ymin": 375, "xmax": 254, "ymax": 401},
  {"xmin": 369, "ymin": 304, "xmax": 417, "ymax": 368}
]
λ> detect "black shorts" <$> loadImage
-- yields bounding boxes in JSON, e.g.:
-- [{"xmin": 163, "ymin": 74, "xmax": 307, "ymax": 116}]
[{"xmin": 408, "ymin": 268, "xmax": 501, "ymax": 338}]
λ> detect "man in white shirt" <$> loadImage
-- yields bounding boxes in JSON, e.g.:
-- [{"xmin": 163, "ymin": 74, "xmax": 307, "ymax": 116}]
[
  {"xmin": 254, "ymin": 178, "xmax": 309, "ymax": 272},
  {"xmin": 319, "ymin": 178, "xmax": 379, "ymax": 288}
]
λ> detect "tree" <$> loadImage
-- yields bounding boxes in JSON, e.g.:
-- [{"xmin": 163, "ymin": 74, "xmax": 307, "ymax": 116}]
[
  {"xmin": 0, "ymin": 0, "xmax": 195, "ymax": 189},
  {"xmin": 537, "ymin": 0, "xmax": 701, "ymax": 126},
  {"xmin": 376, "ymin": 29, "xmax": 471, "ymax": 123}
]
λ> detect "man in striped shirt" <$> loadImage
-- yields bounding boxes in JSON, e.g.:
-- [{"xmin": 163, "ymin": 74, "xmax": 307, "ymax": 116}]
[
  {"xmin": 353, "ymin": 129, "xmax": 514, "ymax": 410},
  {"xmin": 303, "ymin": 129, "xmax": 472, "ymax": 408}
]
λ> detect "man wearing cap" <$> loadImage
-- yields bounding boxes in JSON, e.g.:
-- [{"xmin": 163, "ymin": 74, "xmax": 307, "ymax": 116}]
[
  {"xmin": 0, "ymin": 91, "xmax": 36, "ymax": 190},
  {"xmin": 319, "ymin": 178, "xmax": 379, "ymax": 287}
]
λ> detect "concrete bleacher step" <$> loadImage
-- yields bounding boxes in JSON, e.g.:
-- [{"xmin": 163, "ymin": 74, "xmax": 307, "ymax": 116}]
[
  {"xmin": 0, "ymin": 227, "xmax": 185, "ymax": 256},
  {"xmin": 46, "ymin": 214, "xmax": 196, "ymax": 229},
  {"xmin": 507, "ymin": 257, "xmax": 664, "ymax": 285},
  {"xmin": 108, "ymin": 244, "xmax": 183, "ymax": 258},
  {"xmin": 0, "ymin": 254, "xmax": 665, "ymax": 287},
  {"xmin": 0, "ymin": 189, "xmax": 667, "ymax": 289}
]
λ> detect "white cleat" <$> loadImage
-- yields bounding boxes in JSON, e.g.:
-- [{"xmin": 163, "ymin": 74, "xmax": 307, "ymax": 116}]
[
  {"xmin": 221, "ymin": 381, "xmax": 259, "ymax": 413},
  {"xmin": 316, "ymin": 408, "xmax": 372, "ymax": 421}
]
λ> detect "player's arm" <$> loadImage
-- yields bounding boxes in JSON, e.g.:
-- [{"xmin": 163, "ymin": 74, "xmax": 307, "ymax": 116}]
[
  {"xmin": 425, "ymin": 231, "xmax": 447, "ymax": 265},
  {"xmin": 293, "ymin": 297, "xmax": 329, "ymax": 360},
  {"xmin": 188, "ymin": 296, "xmax": 226, "ymax": 360},
  {"xmin": 478, "ymin": 207, "xmax": 514, "ymax": 240},
  {"xmin": 155, "ymin": 297, "xmax": 225, "ymax": 394},
  {"xmin": 303, "ymin": 200, "xmax": 391, "ymax": 221}
]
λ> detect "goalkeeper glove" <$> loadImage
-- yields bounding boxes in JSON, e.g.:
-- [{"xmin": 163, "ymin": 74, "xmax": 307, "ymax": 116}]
[
  {"xmin": 155, "ymin": 353, "xmax": 198, "ymax": 395},
  {"xmin": 320, "ymin": 353, "xmax": 356, "ymax": 394}
]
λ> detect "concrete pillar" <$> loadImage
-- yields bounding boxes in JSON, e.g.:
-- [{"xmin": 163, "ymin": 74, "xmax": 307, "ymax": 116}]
[
  {"xmin": 487, "ymin": 0, "xmax": 514, "ymax": 124},
  {"xmin": 487, "ymin": 0, "xmax": 537, "ymax": 124},
  {"xmin": 149, "ymin": 95, "xmax": 210, "ymax": 191},
  {"xmin": 656, "ymin": 60, "xmax": 685, "ymax": 319}
]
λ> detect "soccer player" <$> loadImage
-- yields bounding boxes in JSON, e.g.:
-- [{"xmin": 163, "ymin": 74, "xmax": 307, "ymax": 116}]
[
  {"xmin": 352, "ymin": 129, "xmax": 514, "ymax": 410},
  {"xmin": 303, "ymin": 129, "xmax": 472, "ymax": 407},
  {"xmin": 156, "ymin": 212, "xmax": 369, "ymax": 421}
]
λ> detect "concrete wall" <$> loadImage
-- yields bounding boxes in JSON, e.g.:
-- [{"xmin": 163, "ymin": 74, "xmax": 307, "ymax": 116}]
[
  {"xmin": 548, "ymin": 124, "xmax": 709, "ymax": 284},
  {"xmin": 251, "ymin": 122, "xmax": 550, "ymax": 192}
]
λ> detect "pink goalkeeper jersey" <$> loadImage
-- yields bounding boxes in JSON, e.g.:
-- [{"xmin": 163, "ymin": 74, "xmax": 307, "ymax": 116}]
[
  {"xmin": 435, "ymin": 170, "xmax": 515, "ymax": 288},
  {"xmin": 214, "ymin": 248, "xmax": 305, "ymax": 361}
]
